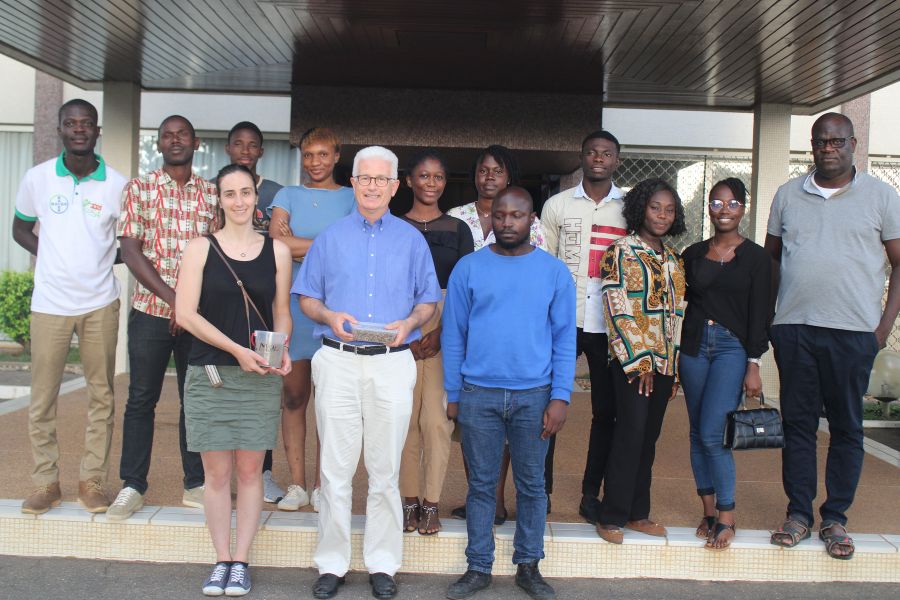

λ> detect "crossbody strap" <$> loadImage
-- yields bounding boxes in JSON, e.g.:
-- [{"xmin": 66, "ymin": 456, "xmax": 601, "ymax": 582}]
[{"xmin": 206, "ymin": 235, "xmax": 271, "ymax": 346}]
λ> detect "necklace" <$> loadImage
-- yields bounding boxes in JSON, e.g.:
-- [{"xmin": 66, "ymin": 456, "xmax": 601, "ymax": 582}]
[{"xmin": 711, "ymin": 237, "xmax": 741, "ymax": 265}]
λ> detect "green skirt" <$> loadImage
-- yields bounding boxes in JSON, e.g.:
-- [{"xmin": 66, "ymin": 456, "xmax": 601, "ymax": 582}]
[{"xmin": 184, "ymin": 365, "xmax": 282, "ymax": 452}]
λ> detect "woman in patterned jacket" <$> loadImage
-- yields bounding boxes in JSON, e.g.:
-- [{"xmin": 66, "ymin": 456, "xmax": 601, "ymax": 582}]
[{"xmin": 594, "ymin": 178, "xmax": 687, "ymax": 545}]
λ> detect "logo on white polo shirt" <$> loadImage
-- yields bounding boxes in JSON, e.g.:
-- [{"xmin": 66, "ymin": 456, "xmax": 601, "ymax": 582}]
[
  {"xmin": 82, "ymin": 198, "xmax": 102, "ymax": 218},
  {"xmin": 49, "ymin": 194, "xmax": 69, "ymax": 214}
]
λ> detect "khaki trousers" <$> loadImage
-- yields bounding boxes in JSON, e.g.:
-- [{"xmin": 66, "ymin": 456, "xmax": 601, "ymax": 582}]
[
  {"xmin": 28, "ymin": 300, "xmax": 119, "ymax": 485},
  {"xmin": 399, "ymin": 299, "xmax": 453, "ymax": 502}
]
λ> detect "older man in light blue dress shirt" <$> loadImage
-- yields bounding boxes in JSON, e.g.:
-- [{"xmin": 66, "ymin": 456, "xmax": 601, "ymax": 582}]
[{"xmin": 295, "ymin": 146, "xmax": 440, "ymax": 599}]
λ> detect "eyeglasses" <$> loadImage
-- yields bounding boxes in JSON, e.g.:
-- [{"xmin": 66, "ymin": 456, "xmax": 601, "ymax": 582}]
[
  {"xmin": 354, "ymin": 175, "xmax": 395, "ymax": 187},
  {"xmin": 811, "ymin": 137, "xmax": 851, "ymax": 149},
  {"xmin": 708, "ymin": 199, "xmax": 744, "ymax": 211}
]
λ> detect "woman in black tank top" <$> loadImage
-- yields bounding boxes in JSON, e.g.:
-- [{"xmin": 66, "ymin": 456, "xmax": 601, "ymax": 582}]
[{"xmin": 175, "ymin": 164, "xmax": 293, "ymax": 595}]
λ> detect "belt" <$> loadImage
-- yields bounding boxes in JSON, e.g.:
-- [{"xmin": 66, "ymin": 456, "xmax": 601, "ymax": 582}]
[{"xmin": 322, "ymin": 337, "xmax": 410, "ymax": 356}]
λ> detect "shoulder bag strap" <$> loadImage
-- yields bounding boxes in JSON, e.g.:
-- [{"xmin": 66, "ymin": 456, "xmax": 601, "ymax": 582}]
[{"xmin": 205, "ymin": 235, "xmax": 271, "ymax": 345}]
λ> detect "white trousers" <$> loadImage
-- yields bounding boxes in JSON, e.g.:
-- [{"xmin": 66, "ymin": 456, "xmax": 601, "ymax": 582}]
[{"xmin": 311, "ymin": 345, "xmax": 416, "ymax": 576}]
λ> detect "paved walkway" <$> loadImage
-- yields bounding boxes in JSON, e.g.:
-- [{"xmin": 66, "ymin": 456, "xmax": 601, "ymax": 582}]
[
  {"xmin": 2, "ymin": 557, "xmax": 899, "ymax": 600},
  {"xmin": 1, "ymin": 374, "xmax": 898, "ymax": 534}
]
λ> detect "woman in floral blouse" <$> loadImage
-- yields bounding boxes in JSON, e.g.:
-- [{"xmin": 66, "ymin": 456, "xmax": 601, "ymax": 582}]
[
  {"xmin": 448, "ymin": 144, "xmax": 544, "ymax": 250},
  {"xmin": 594, "ymin": 178, "xmax": 687, "ymax": 544}
]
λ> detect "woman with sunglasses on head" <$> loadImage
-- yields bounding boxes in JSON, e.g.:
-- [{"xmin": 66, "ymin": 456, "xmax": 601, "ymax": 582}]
[
  {"xmin": 398, "ymin": 149, "xmax": 475, "ymax": 535},
  {"xmin": 678, "ymin": 178, "xmax": 773, "ymax": 551},
  {"xmin": 268, "ymin": 128, "xmax": 356, "ymax": 513},
  {"xmin": 177, "ymin": 164, "xmax": 293, "ymax": 596},
  {"xmin": 595, "ymin": 178, "xmax": 687, "ymax": 545}
]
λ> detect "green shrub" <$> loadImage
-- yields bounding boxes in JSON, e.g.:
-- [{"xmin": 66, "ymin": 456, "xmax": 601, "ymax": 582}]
[{"xmin": 0, "ymin": 270, "xmax": 33, "ymax": 350}]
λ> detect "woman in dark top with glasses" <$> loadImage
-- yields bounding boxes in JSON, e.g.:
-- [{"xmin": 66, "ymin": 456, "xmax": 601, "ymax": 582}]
[
  {"xmin": 399, "ymin": 149, "xmax": 474, "ymax": 535},
  {"xmin": 679, "ymin": 178, "xmax": 773, "ymax": 551}
]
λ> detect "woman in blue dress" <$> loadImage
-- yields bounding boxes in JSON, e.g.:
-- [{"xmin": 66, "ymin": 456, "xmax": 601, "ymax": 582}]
[{"xmin": 268, "ymin": 128, "xmax": 355, "ymax": 511}]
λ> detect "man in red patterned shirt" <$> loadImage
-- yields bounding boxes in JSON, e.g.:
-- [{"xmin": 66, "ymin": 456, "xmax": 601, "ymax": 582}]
[
  {"xmin": 108, "ymin": 115, "xmax": 218, "ymax": 521},
  {"xmin": 541, "ymin": 131, "xmax": 628, "ymax": 525}
]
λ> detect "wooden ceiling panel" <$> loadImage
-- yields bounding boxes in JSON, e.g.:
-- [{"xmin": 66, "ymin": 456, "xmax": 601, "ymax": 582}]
[{"xmin": 0, "ymin": 0, "xmax": 897, "ymax": 112}]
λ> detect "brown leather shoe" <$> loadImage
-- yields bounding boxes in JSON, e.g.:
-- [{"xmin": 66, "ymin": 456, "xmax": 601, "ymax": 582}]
[
  {"xmin": 78, "ymin": 478, "xmax": 110, "ymax": 513},
  {"xmin": 625, "ymin": 519, "xmax": 667, "ymax": 537},
  {"xmin": 21, "ymin": 482, "xmax": 62, "ymax": 514},
  {"xmin": 595, "ymin": 523, "xmax": 624, "ymax": 544}
]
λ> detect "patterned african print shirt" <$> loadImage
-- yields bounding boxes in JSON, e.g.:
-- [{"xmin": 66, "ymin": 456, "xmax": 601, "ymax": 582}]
[
  {"xmin": 117, "ymin": 169, "xmax": 218, "ymax": 318},
  {"xmin": 600, "ymin": 234, "xmax": 686, "ymax": 380}
]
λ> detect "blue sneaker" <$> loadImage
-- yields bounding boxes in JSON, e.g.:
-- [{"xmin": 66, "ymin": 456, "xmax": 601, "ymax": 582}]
[
  {"xmin": 202, "ymin": 562, "xmax": 230, "ymax": 596},
  {"xmin": 225, "ymin": 562, "xmax": 252, "ymax": 596}
]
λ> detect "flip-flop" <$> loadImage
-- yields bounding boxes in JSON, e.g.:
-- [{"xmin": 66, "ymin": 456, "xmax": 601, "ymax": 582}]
[
  {"xmin": 705, "ymin": 522, "xmax": 736, "ymax": 551},
  {"xmin": 696, "ymin": 516, "xmax": 716, "ymax": 539}
]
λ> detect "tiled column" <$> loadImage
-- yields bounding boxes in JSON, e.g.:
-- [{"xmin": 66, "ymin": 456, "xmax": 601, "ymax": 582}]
[
  {"xmin": 750, "ymin": 103, "xmax": 791, "ymax": 400},
  {"xmin": 102, "ymin": 81, "xmax": 141, "ymax": 374},
  {"xmin": 841, "ymin": 94, "xmax": 870, "ymax": 173},
  {"xmin": 32, "ymin": 71, "xmax": 63, "ymax": 164}
]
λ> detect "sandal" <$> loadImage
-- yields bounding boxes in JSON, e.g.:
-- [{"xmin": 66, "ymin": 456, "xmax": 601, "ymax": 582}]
[
  {"xmin": 819, "ymin": 521, "xmax": 855, "ymax": 560},
  {"xmin": 696, "ymin": 516, "xmax": 716, "ymax": 539},
  {"xmin": 770, "ymin": 517, "xmax": 811, "ymax": 548},
  {"xmin": 418, "ymin": 503, "xmax": 441, "ymax": 535},
  {"xmin": 705, "ymin": 522, "xmax": 736, "ymax": 551},
  {"xmin": 402, "ymin": 500, "xmax": 420, "ymax": 532}
]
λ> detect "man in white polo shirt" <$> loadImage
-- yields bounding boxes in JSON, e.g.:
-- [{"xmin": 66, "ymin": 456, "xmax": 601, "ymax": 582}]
[
  {"xmin": 12, "ymin": 99, "xmax": 127, "ymax": 515},
  {"xmin": 541, "ymin": 130, "xmax": 627, "ymax": 524}
]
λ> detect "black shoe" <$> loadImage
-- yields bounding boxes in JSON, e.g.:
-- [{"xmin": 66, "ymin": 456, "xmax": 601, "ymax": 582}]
[
  {"xmin": 369, "ymin": 573, "xmax": 398, "ymax": 599},
  {"xmin": 450, "ymin": 505, "xmax": 466, "ymax": 520},
  {"xmin": 447, "ymin": 570, "xmax": 492, "ymax": 600},
  {"xmin": 578, "ymin": 495, "xmax": 601, "ymax": 525},
  {"xmin": 515, "ymin": 561, "xmax": 555, "ymax": 600},
  {"xmin": 313, "ymin": 573, "xmax": 345, "ymax": 599},
  {"xmin": 493, "ymin": 509, "xmax": 507, "ymax": 526}
]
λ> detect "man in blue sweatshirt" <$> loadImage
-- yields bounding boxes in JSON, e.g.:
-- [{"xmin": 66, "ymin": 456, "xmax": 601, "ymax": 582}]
[{"xmin": 442, "ymin": 187, "xmax": 576, "ymax": 600}]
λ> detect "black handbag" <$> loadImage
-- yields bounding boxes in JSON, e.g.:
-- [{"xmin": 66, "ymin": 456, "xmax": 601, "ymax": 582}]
[{"xmin": 723, "ymin": 392, "xmax": 785, "ymax": 450}]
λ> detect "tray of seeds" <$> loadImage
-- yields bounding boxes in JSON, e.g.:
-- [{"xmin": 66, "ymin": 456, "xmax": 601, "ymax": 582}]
[{"xmin": 350, "ymin": 321, "xmax": 397, "ymax": 344}]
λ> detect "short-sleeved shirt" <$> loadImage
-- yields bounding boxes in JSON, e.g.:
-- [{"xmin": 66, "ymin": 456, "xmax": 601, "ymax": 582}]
[
  {"xmin": 541, "ymin": 181, "xmax": 627, "ymax": 331},
  {"xmin": 267, "ymin": 185, "xmax": 356, "ymax": 274},
  {"xmin": 15, "ymin": 153, "xmax": 127, "ymax": 316},
  {"xmin": 294, "ymin": 207, "xmax": 442, "ymax": 344},
  {"xmin": 117, "ymin": 169, "xmax": 218, "ymax": 319},
  {"xmin": 767, "ymin": 170, "xmax": 900, "ymax": 332},
  {"xmin": 253, "ymin": 177, "xmax": 283, "ymax": 233}
]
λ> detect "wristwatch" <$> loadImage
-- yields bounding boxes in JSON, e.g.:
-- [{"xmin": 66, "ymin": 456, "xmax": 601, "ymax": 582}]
[{"xmin": 747, "ymin": 358, "xmax": 762, "ymax": 365}]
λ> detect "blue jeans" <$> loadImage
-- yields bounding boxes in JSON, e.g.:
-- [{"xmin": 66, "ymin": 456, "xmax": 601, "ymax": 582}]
[
  {"xmin": 458, "ymin": 382, "xmax": 550, "ymax": 573},
  {"xmin": 679, "ymin": 322, "xmax": 746, "ymax": 511}
]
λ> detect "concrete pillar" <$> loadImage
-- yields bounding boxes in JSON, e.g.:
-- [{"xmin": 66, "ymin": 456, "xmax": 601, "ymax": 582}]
[
  {"xmin": 33, "ymin": 72, "xmax": 63, "ymax": 164},
  {"xmin": 841, "ymin": 94, "xmax": 871, "ymax": 173},
  {"xmin": 102, "ymin": 81, "xmax": 141, "ymax": 374},
  {"xmin": 750, "ymin": 102, "xmax": 792, "ymax": 400}
]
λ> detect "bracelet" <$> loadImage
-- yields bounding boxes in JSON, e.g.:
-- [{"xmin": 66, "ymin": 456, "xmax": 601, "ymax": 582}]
[{"xmin": 747, "ymin": 358, "xmax": 761, "ymax": 365}]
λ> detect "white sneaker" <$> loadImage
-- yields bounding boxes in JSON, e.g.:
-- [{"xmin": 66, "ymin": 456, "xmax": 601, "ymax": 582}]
[
  {"xmin": 183, "ymin": 485, "xmax": 205, "ymax": 508},
  {"xmin": 310, "ymin": 487, "xmax": 321, "ymax": 513},
  {"xmin": 106, "ymin": 487, "xmax": 144, "ymax": 522},
  {"xmin": 277, "ymin": 484, "xmax": 309, "ymax": 511},
  {"xmin": 262, "ymin": 470, "xmax": 285, "ymax": 503}
]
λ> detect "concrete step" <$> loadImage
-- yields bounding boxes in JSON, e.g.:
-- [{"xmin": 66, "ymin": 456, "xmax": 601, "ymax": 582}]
[{"xmin": 1, "ymin": 500, "xmax": 898, "ymax": 582}]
